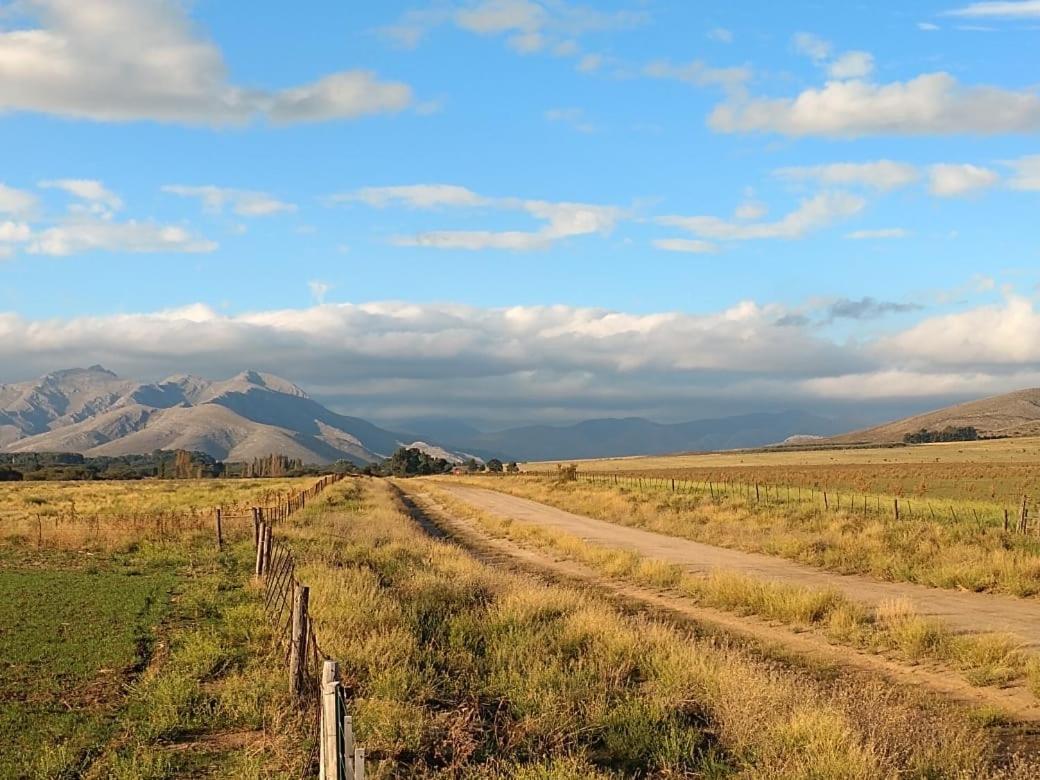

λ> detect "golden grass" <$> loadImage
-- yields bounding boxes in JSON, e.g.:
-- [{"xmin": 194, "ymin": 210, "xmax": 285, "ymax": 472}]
[
  {"xmin": 0, "ymin": 476, "xmax": 314, "ymax": 550},
  {"xmin": 420, "ymin": 482, "xmax": 1039, "ymax": 702},
  {"xmin": 453, "ymin": 475, "xmax": 1040, "ymax": 597},
  {"xmin": 274, "ymin": 478, "xmax": 1039, "ymax": 778}
]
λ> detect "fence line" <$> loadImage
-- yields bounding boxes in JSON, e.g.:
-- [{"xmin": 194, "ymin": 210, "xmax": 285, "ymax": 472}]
[
  {"xmin": 515, "ymin": 469, "xmax": 1036, "ymax": 534},
  {"xmin": 248, "ymin": 473, "xmax": 367, "ymax": 779}
]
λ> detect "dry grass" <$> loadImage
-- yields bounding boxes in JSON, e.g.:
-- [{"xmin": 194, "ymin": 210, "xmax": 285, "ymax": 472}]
[
  {"xmin": 274, "ymin": 478, "xmax": 1040, "ymax": 778},
  {"xmin": 420, "ymin": 482, "xmax": 1039, "ymax": 702},
  {"xmin": 0, "ymin": 476, "xmax": 314, "ymax": 550},
  {"xmin": 454, "ymin": 475, "xmax": 1040, "ymax": 597}
]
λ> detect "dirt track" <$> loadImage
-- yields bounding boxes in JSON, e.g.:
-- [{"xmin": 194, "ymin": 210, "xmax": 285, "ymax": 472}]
[
  {"xmin": 435, "ymin": 483, "xmax": 1040, "ymax": 649},
  {"xmin": 397, "ymin": 482, "xmax": 1040, "ymax": 725}
]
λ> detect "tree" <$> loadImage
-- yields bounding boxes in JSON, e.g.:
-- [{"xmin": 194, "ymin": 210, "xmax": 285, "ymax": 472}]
[
  {"xmin": 486, "ymin": 458, "xmax": 503, "ymax": 473},
  {"xmin": 464, "ymin": 458, "xmax": 480, "ymax": 473},
  {"xmin": 505, "ymin": 461, "xmax": 519, "ymax": 473},
  {"xmin": 0, "ymin": 466, "xmax": 22, "ymax": 482}
]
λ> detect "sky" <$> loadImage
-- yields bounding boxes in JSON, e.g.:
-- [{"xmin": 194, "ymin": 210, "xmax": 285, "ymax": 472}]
[{"xmin": 0, "ymin": 0, "xmax": 1039, "ymax": 429}]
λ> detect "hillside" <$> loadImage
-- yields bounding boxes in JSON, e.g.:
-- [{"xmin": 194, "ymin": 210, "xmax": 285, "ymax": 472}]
[
  {"xmin": 828, "ymin": 388, "xmax": 1040, "ymax": 444},
  {"xmin": 0, "ymin": 367, "xmax": 459, "ymax": 465}
]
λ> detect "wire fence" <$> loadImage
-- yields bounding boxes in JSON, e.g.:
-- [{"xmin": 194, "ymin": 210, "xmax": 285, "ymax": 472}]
[
  {"xmin": 516, "ymin": 469, "xmax": 1038, "ymax": 534},
  {"xmin": 249, "ymin": 473, "xmax": 367, "ymax": 779}
]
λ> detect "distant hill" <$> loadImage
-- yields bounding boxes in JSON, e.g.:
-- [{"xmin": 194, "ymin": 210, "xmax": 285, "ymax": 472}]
[
  {"xmin": 0, "ymin": 366, "xmax": 463, "ymax": 465},
  {"xmin": 426, "ymin": 411, "xmax": 844, "ymax": 462},
  {"xmin": 828, "ymin": 388, "xmax": 1040, "ymax": 444}
]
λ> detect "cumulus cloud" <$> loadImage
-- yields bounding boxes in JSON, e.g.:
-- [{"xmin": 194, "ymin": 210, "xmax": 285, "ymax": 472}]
[
  {"xmin": 3, "ymin": 294, "xmax": 1039, "ymax": 420},
  {"xmin": 545, "ymin": 106, "xmax": 598, "ymax": 133},
  {"xmin": 0, "ymin": 0, "xmax": 412, "ymax": 125},
  {"xmin": 656, "ymin": 192, "xmax": 865, "ymax": 241},
  {"xmin": 341, "ymin": 184, "xmax": 623, "ymax": 251},
  {"xmin": 27, "ymin": 219, "xmax": 217, "ymax": 256},
  {"xmin": 928, "ymin": 163, "xmax": 1000, "ymax": 196},
  {"xmin": 946, "ymin": 1, "xmax": 1040, "ymax": 18},
  {"xmin": 40, "ymin": 179, "xmax": 123, "ymax": 215},
  {"xmin": 0, "ymin": 184, "xmax": 38, "ymax": 215},
  {"xmin": 709, "ymin": 73, "xmax": 1040, "ymax": 137},
  {"xmin": 163, "ymin": 186, "xmax": 297, "ymax": 216},
  {"xmin": 774, "ymin": 160, "xmax": 919, "ymax": 191}
]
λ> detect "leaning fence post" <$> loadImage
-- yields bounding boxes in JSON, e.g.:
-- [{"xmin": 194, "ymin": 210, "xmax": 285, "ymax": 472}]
[
  {"xmin": 320, "ymin": 661, "xmax": 340, "ymax": 780},
  {"xmin": 289, "ymin": 585, "xmax": 310, "ymax": 697},
  {"xmin": 255, "ymin": 523, "xmax": 267, "ymax": 577},
  {"xmin": 214, "ymin": 508, "xmax": 223, "ymax": 550}
]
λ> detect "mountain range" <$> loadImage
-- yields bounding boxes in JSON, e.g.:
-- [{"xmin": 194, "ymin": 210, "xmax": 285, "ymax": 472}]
[
  {"xmin": 0, "ymin": 366, "xmax": 452, "ymax": 464},
  {"xmin": 0, "ymin": 366, "xmax": 850, "ymax": 464}
]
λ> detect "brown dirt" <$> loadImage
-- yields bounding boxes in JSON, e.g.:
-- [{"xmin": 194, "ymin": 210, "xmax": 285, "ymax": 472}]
[{"xmin": 395, "ymin": 482, "xmax": 1040, "ymax": 726}]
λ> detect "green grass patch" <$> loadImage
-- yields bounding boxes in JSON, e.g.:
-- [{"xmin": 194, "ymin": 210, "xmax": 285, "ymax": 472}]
[{"xmin": 0, "ymin": 557, "xmax": 174, "ymax": 778}]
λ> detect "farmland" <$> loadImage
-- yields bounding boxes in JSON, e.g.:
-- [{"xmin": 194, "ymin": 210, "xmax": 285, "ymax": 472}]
[
  {"xmin": 528, "ymin": 437, "xmax": 1040, "ymax": 504},
  {"xmin": 0, "ymin": 477, "xmax": 316, "ymax": 779}
]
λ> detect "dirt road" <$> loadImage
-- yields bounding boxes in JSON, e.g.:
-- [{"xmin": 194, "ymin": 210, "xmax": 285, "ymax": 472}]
[{"xmin": 436, "ymin": 483, "xmax": 1040, "ymax": 648}]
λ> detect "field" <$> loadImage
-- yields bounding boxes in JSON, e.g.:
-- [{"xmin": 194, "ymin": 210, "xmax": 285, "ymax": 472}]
[
  {"xmin": 527, "ymin": 437, "xmax": 1040, "ymax": 504},
  {"xmin": 0, "ymin": 477, "xmax": 316, "ymax": 779}
]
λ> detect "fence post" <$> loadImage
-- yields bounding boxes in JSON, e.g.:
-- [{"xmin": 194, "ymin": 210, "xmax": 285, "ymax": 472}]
[
  {"xmin": 252, "ymin": 507, "xmax": 260, "ymax": 548},
  {"xmin": 342, "ymin": 715, "xmax": 355, "ymax": 777},
  {"xmin": 893, "ymin": 499, "xmax": 899, "ymax": 521},
  {"xmin": 214, "ymin": 508, "xmax": 223, "ymax": 550},
  {"xmin": 1004, "ymin": 508, "xmax": 1010, "ymax": 533},
  {"xmin": 263, "ymin": 523, "xmax": 273, "ymax": 574},
  {"xmin": 1020, "ymin": 495, "xmax": 1029, "ymax": 534},
  {"xmin": 354, "ymin": 748, "xmax": 366, "ymax": 780},
  {"xmin": 289, "ymin": 584, "xmax": 310, "ymax": 697},
  {"xmin": 255, "ymin": 523, "xmax": 267, "ymax": 577},
  {"xmin": 320, "ymin": 660, "xmax": 340, "ymax": 780}
]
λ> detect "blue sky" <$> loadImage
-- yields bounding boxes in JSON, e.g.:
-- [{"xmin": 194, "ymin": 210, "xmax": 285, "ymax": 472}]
[{"xmin": 1, "ymin": 0, "xmax": 1039, "ymax": 427}]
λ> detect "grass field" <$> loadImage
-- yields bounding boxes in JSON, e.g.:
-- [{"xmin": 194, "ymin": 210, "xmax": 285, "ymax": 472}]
[
  {"xmin": 528, "ymin": 437, "xmax": 1040, "ymax": 504},
  {"xmin": 0, "ymin": 478, "xmax": 314, "ymax": 779},
  {"xmin": 274, "ymin": 478, "xmax": 1039, "ymax": 778}
]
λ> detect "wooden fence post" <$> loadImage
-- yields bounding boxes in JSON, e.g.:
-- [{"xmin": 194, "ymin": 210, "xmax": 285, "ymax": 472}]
[
  {"xmin": 1004, "ymin": 508, "xmax": 1010, "ymax": 533},
  {"xmin": 354, "ymin": 748, "xmax": 366, "ymax": 780},
  {"xmin": 893, "ymin": 499, "xmax": 899, "ymax": 521},
  {"xmin": 214, "ymin": 508, "xmax": 223, "ymax": 550},
  {"xmin": 1019, "ymin": 495, "xmax": 1029, "ymax": 534},
  {"xmin": 342, "ymin": 715, "xmax": 355, "ymax": 777},
  {"xmin": 320, "ymin": 661, "xmax": 340, "ymax": 780},
  {"xmin": 289, "ymin": 584, "xmax": 310, "ymax": 697},
  {"xmin": 252, "ymin": 507, "xmax": 260, "ymax": 549},
  {"xmin": 263, "ymin": 523, "xmax": 273, "ymax": 574},
  {"xmin": 255, "ymin": 523, "xmax": 267, "ymax": 577}
]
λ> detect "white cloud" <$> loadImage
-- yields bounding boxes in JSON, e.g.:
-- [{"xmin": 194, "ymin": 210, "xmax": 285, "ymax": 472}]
[
  {"xmin": 734, "ymin": 201, "xmax": 768, "ymax": 220},
  {"xmin": 577, "ymin": 53, "xmax": 603, "ymax": 72},
  {"xmin": 0, "ymin": 0, "xmax": 412, "ymax": 125},
  {"xmin": 382, "ymin": 0, "xmax": 646, "ymax": 61},
  {"xmin": 308, "ymin": 280, "xmax": 332, "ymax": 304},
  {"xmin": 928, "ymin": 163, "xmax": 1000, "ymax": 196},
  {"xmin": 710, "ymin": 73, "xmax": 1040, "ymax": 136},
  {"xmin": 40, "ymin": 179, "xmax": 123, "ymax": 214},
  {"xmin": 652, "ymin": 238, "xmax": 719, "ymax": 254},
  {"xmin": 6, "ymin": 293, "xmax": 1040, "ymax": 420},
  {"xmin": 828, "ymin": 51, "xmax": 874, "ymax": 79},
  {"xmin": 709, "ymin": 27, "xmax": 734, "ymax": 43},
  {"xmin": 643, "ymin": 59, "xmax": 752, "ymax": 92},
  {"xmin": 27, "ymin": 218, "xmax": 217, "ymax": 256},
  {"xmin": 918, "ymin": 22, "xmax": 942, "ymax": 30},
  {"xmin": 163, "ymin": 186, "xmax": 297, "ymax": 216},
  {"xmin": 0, "ymin": 184, "xmax": 37, "ymax": 215},
  {"xmin": 343, "ymin": 184, "xmax": 623, "ymax": 251},
  {"xmin": 656, "ymin": 192, "xmax": 866, "ymax": 241},
  {"xmin": 775, "ymin": 160, "xmax": 919, "ymax": 191},
  {"xmin": 846, "ymin": 228, "xmax": 909, "ymax": 239},
  {"xmin": 0, "ymin": 221, "xmax": 32, "ymax": 243},
  {"xmin": 793, "ymin": 32, "xmax": 833, "ymax": 62},
  {"xmin": 946, "ymin": 1, "xmax": 1040, "ymax": 18},
  {"xmin": 337, "ymin": 185, "xmax": 489, "ymax": 209},
  {"xmin": 1005, "ymin": 154, "xmax": 1040, "ymax": 189}
]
